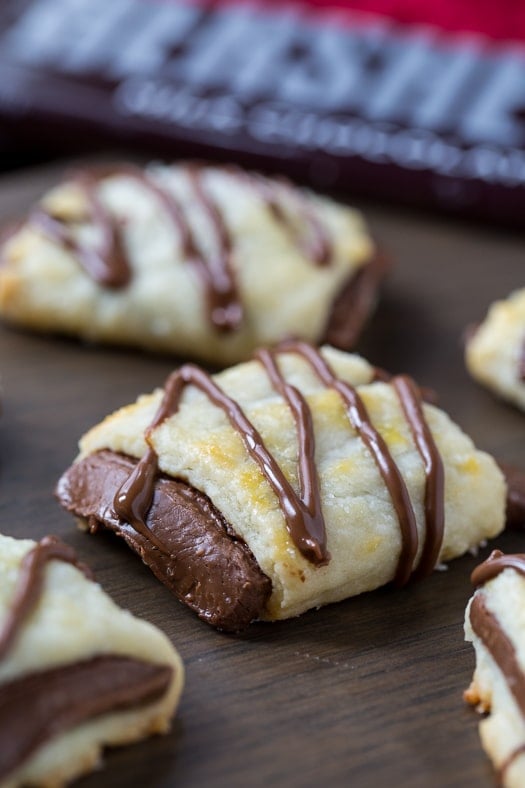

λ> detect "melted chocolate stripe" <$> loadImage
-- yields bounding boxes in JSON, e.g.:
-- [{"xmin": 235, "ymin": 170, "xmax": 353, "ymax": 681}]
[
  {"xmin": 392, "ymin": 375, "xmax": 445, "ymax": 579},
  {"xmin": 470, "ymin": 594, "xmax": 525, "ymax": 780},
  {"xmin": 471, "ymin": 550, "xmax": 525, "ymax": 586},
  {"xmin": 155, "ymin": 363, "xmax": 327, "ymax": 564},
  {"xmin": 185, "ymin": 167, "xmax": 243, "ymax": 331},
  {"xmin": 31, "ymin": 175, "xmax": 130, "ymax": 289},
  {"xmin": 245, "ymin": 171, "xmax": 332, "ymax": 266},
  {"xmin": 110, "ymin": 165, "xmax": 197, "ymax": 259},
  {"xmin": 254, "ymin": 347, "xmax": 329, "ymax": 564},
  {"xmin": 113, "ymin": 446, "xmax": 169, "ymax": 555},
  {"xmin": 0, "ymin": 536, "xmax": 93, "ymax": 661},
  {"xmin": 115, "ymin": 343, "xmax": 429, "ymax": 576},
  {"xmin": 114, "ymin": 358, "xmax": 330, "ymax": 565},
  {"xmin": 0, "ymin": 656, "xmax": 172, "ymax": 783},
  {"xmin": 277, "ymin": 340, "xmax": 419, "ymax": 585},
  {"xmin": 101, "ymin": 164, "xmax": 241, "ymax": 333},
  {"xmin": 25, "ymin": 164, "xmax": 342, "ymax": 334}
]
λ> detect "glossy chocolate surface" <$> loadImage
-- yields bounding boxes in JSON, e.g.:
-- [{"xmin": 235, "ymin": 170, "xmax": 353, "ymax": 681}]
[
  {"xmin": 0, "ymin": 656, "xmax": 172, "ymax": 783},
  {"xmin": 57, "ymin": 450, "xmax": 271, "ymax": 632}
]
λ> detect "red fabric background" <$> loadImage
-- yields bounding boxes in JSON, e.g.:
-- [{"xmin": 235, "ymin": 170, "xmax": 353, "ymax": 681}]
[{"xmin": 223, "ymin": 0, "xmax": 525, "ymax": 42}]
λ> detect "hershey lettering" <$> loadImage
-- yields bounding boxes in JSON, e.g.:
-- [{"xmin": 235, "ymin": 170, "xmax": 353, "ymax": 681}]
[{"xmin": 1, "ymin": 0, "xmax": 525, "ymax": 166}]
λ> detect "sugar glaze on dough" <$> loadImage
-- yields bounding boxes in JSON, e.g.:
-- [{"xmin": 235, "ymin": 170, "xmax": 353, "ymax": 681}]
[
  {"xmin": 0, "ymin": 533, "xmax": 184, "ymax": 788},
  {"xmin": 465, "ymin": 552, "xmax": 525, "ymax": 787},
  {"xmin": 466, "ymin": 288, "xmax": 525, "ymax": 411},
  {"xmin": 0, "ymin": 163, "xmax": 376, "ymax": 365},
  {"xmin": 77, "ymin": 344, "xmax": 506, "ymax": 621}
]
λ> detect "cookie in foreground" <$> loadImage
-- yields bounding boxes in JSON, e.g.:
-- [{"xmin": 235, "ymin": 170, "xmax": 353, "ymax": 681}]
[
  {"xmin": 465, "ymin": 551, "xmax": 525, "ymax": 787},
  {"xmin": 0, "ymin": 162, "xmax": 383, "ymax": 365},
  {"xmin": 0, "ymin": 533, "xmax": 184, "ymax": 788},
  {"xmin": 56, "ymin": 342, "xmax": 506, "ymax": 631},
  {"xmin": 465, "ymin": 289, "xmax": 525, "ymax": 411}
]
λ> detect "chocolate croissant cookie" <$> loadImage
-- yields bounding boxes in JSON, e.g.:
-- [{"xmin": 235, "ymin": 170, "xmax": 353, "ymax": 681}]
[
  {"xmin": 0, "ymin": 162, "xmax": 383, "ymax": 365},
  {"xmin": 465, "ymin": 289, "xmax": 525, "ymax": 411},
  {"xmin": 465, "ymin": 551, "xmax": 525, "ymax": 787},
  {"xmin": 56, "ymin": 342, "xmax": 506, "ymax": 631},
  {"xmin": 0, "ymin": 534, "xmax": 184, "ymax": 788}
]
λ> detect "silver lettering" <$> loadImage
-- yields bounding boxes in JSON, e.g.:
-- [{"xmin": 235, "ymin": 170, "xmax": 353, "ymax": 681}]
[{"xmin": 459, "ymin": 54, "xmax": 525, "ymax": 146}]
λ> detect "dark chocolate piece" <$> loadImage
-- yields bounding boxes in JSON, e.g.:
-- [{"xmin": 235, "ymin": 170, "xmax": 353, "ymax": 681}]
[
  {"xmin": 498, "ymin": 462, "xmax": 525, "ymax": 528},
  {"xmin": 323, "ymin": 251, "xmax": 388, "ymax": 350},
  {"xmin": 0, "ymin": 655, "xmax": 172, "ymax": 783},
  {"xmin": 56, "ymin": 450, "xmax": 272, "ymax": 632}
]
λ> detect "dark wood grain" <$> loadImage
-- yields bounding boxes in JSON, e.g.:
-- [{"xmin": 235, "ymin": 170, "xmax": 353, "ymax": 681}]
[{"xmin": 1, "ymin": 160, "xmax": 524, "ymax": 788}]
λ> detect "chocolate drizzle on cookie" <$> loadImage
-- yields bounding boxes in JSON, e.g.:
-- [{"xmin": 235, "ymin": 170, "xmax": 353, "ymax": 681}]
[
  {"xmin": 468, "ymin": 555, "xmax": 525, "ymax": 781},
  {"xmin": 185, "ymin": 165, "xmax": 243, "ymax": 330},
  {"xmin": 469, "ymin": 592, "xmax": 525, "ymax": 781},
  {"xmin": 471, "ymin": 549, "xmax": 525, "ymax": 587},
  {"xmin": 392, "ymin": 375, "xmax": 444, "ymax": 580},
  {"xmin": 276, "ymin": 341, "xmax": 418, "ymax": 581},
  {"xmin": 114, "ymin": 359, "xmax": 330, "ymax": 565},
  {"xmin": 30, "ymin": 172, "xmax": 130, "ymax": 288},
  {"xmin": 26, "ymin": 164, "xmax": 342, "ymax": 334},
  {"xmin": 231, "ymin": 168, "xmax": 332, "ymax": 266},
  {"xmin": 0, "ymin": 537, "xmax": 176, "ymax": 783},
  {"xmin": 113, "ymin": 342, "xmax": 445, "ymax": 583},
  {"xmin": 0, "ymin": 536, "xmax": 92, "ymax": 661},
  {"xmin": 254, "ymin": 346, "xmax": 328, "ymax": 564}
]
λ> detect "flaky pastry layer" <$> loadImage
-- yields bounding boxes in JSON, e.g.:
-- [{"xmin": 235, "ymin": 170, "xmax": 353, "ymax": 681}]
[
  {"xmin": 465, "ymin": 568, "xmax": 525, "ymax": 788},
  {"xmin": 466, "ymin": 289, "xmax": 525, "ymax": 411}
]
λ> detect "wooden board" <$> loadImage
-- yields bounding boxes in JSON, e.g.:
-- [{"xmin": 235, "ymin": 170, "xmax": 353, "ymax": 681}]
[{"xmin": 1, "ymin": 160, "xmax": 524, "ymax": 788}]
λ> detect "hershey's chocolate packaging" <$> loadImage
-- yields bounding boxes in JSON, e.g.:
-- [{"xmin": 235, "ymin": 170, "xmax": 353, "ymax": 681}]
[{"xmin": 0, "ymin": 0, "xmax": 525, "ymax": 225}]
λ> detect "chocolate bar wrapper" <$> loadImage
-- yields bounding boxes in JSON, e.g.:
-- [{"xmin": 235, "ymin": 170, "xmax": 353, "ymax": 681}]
[{"xmin": 0, "ymin": 0, "xmax": 525, "ymax": 226}]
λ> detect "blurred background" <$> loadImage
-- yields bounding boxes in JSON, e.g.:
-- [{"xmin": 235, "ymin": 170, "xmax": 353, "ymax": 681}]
[{"xmin": 0, "ymin": 0, "xmax": 524, "ymax": 226}]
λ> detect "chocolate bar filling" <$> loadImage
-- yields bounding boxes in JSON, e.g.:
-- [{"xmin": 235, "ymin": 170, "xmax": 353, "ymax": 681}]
[
  {"xmin": 323, "ymin": 251, "xmax": 388, "ymax": 350},
  {"xmin": 56, "ymin": 450, "xmax": 272, "ymax": 632},
  {"xmin": 469, "ymin": 551, "xmax": 525, "ymax": 781},
  {"xmin": 0, "ymin": 655, "xmax": 173, "ymax": 783},
  {"xmin": 58, "ymin": 341, "xmax": 445, "ymax": 629},
  {"xmin": 497, "ymin": 462, "xmax": 525, "ymax": 529},
  {"xmin": 469, "ymin": 591, "xmax": 525, "ymax": 782}
]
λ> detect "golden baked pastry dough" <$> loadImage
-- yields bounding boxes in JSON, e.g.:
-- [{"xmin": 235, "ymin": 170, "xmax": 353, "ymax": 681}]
[
  {"xmin": 465, "ymin": 551, "xmax": 525, "ymax": 787},
  {"xmin": 0, "ymin": 533, "xmax": 184, "ymax": 788},
  {"xmin": 57, "ymin": 343, "xmax": 506, "ymax": 628},
  {"xmin": 0, "ymin": 163, "xmax": 381, "ymax": 365},
  {"xmin": 466, "ymin": 289, "xmax": 525, "ymax": 411}
]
